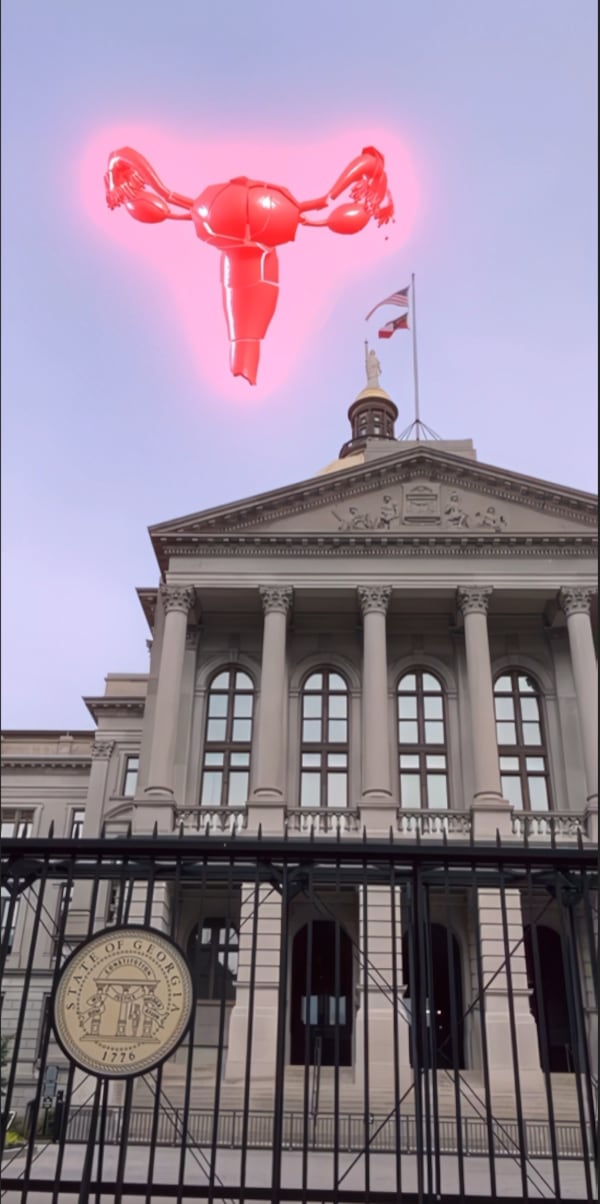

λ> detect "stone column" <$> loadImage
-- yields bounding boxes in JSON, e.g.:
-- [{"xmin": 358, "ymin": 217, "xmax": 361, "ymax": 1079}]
[
  {"xmin": 457, "ymin": 586, "xmax": 511, "ymax": 838},
  {"xmin": 142, "ymin": 584, "xmax": 196, "ymax": 804},
  {"xmin": 357, "ymin": 586, "xmax": 395, "ymax": 826},
  {"xmin": 248, "ymin": 586, "xmax": 293, "ymax": 831},
  {"xmin": 558, "ymin": 587, "xmax": 598, "ymax": 811},
  {"xmin": 66, "ymin": 740, "xmax": 116, "ymax": 939}
]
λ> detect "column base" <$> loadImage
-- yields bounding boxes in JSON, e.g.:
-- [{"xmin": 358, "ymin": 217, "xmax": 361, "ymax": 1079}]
[
  {"xmin": 584, "ymin": 803, "xmax": 598, "ymax": 843},
  {"xmin": 471, "ymin": 797, "xmax": 513, "ymax": 840},
  {"xmin": 246, "ymin": 797, "xmax": 286, "ymax": 835},
  {"xmin": 144, "ymin": 785, "xmax": 174, "ymax": 797},
  {"xmin": 359, "ymin": 794, "xmax": 397, "ymax": 836},
  {"xmin": 133, "ymin": 798, "xmax": 176, "ymax": 834}
]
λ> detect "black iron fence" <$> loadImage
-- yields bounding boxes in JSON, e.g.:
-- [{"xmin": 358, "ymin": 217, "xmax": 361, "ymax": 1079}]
[{"xmin": 1, "ymin": 831, "xmax": 598, "ymax": 1202}]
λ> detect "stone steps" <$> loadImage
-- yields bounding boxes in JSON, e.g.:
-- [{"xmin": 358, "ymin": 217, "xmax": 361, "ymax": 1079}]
[{"xmin": 137, "ymin": 1070, "xmax": 591, "ymax": 1123}]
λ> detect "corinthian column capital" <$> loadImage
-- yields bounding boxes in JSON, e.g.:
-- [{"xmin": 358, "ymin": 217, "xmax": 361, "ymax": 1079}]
[
  {"xmin": 259, "ymin": 585, "xmax": 294, "ymax": 616},
  {"xmin": 91, "ymin": 740, "xmax": 115, "ymax": 761},
  {"xmin": 357, "ymin": 585, "xmax": 392, "ymax": 616},
  {"xmin": 558, "ymin": 586, "xmax": 595, "ymax": 618},
  {"xmin": 160, "ymin": 585, "xmax": 196, "ymax": 616},
  {"xmin": 457, "ymin": 585, "xmax": 493, "ymax": 617}
]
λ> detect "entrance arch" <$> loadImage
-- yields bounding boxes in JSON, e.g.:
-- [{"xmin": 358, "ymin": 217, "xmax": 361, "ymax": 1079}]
[
  {"xmin": 290, "ymin": 920, "xmax": 353, "ymax": 1066},
  {"xmin": 403, "ymin": 923, "xmax": 465, "ymax": 1069},
  {"xmin": 524, "ymin": 925, "xmax": 573, "ymax": 1072}
]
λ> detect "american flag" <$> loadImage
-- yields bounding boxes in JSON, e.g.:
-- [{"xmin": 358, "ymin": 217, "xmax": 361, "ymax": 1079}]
[
  {"xmin": 378, "ymin": 313, "xmax": 410, "ymax": 339},
  {"xmin": 365, "ymin": 285, "xmax": 410, "ymax": 321}
]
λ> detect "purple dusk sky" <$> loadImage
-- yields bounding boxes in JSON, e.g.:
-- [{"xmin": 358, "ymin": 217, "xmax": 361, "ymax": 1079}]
[{"xmin": 1, "ymin": 1, "xmax": 597, "ymax": 731}]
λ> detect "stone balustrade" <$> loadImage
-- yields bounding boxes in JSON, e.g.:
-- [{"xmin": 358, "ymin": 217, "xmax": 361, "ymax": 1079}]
[
  {"xmin": 284, "ymin": 808, "xmax": 361, "ymax": 835},
  {"xmin": 511, "ymin": 811, "xmax": 586, "ymax": 841},
  {"xmin": 396, "ymin": 809, "xmax": 472, "ymax": 838},
  {"xmin": 174, "ymin": 807, "xmax": 248, "ymax": 834}
]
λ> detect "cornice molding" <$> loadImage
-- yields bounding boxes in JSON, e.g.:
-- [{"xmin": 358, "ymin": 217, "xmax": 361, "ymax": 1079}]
[
  {"xmin": 157, "ymin": 535, "xmax": 597, "ymax": 560},
  {"xmin": 84, "ymin": 698, "xmax": 146, "ymax": 721},
  {"xmin": 1, "ymin": 756, "xmax": 92, "ymax": 771}
]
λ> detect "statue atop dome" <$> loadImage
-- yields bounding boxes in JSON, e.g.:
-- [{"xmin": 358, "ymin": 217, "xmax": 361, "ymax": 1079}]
[{"xmin": 365, "ymin": 342, "xmax": 382, "ymax": 389}]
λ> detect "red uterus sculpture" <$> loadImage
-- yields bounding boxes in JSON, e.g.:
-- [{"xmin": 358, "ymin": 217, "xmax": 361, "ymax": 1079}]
[{"xmin": 104, "ymin": 145, "xmax": 394, "ymax": 385}]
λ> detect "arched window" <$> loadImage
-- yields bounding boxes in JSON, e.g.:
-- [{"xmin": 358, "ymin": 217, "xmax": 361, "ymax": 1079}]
[
  {"xmin": 494, "ymin": 672, "xmax": 550, "ymax": 811},
  {"xmin": 300, "ymin": 670, "xmax": 349, "ymax": 808},
  {"xmin": 186, "ymin": 919, "xmax": 238, "ymax": 1000},
  {"xmin": 200, "ymin": 669, "xmax": 255, "ymax": 808},
  {"xmin": 397, "ymin": 671, "xmax": 448, "ymax": 809}
]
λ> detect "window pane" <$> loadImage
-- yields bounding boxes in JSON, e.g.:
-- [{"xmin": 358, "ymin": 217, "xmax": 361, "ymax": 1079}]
[
  {"xmin": 235, "ymin": 672, "xmax": 253, "ymax": 689},
  {"xmin": 522, "ymin": 722, "xmax": 541, "ymax": 746},
  {"xmin": 528, "ymin": 777, "xmax": 549, "ymax": 811},
  {"xmin": 399, "ymin": 754, "xmax": 419, "ymax": 769},
  {"xmin": 205, "ymin": 752, "xmax": 224, "ymax": 767},
  {"xmin": 399, "ymin": 721, "xmax": 418, "ymax": 743},
  {"xmin": 424, "ymin": 721, "xmax": 444, "ymax": 744},
  {"xmin": 518, "ymin": 675, "xmax": 536, "ymax": 693},
  {"xmin": 327, "ymin": 773, "xmax": 347, "ymax": 808},
  {"xmin": 201, "ymin": 771, "xmax": 223, "ymax": 807},
  {"xmin": 520, "ymin": 697, "xmax": 540, "ymax": 721},
  {"xmin": 496, "ymin": 721, "xmax": 517, "ymax": 744},
  {"xmin": 500, "ymin": 756, "xmax": 519, "ymax": 771},
  {"xmin": 300, "ymin": 773, "xmax": 321, "ymax": 807},
  {"xmin": 227, "ymin": 772, "xmax": 249, "ymax": 807},
  {"xmin": 426, "ymin": 755, "xmax": 447, "ymax": 770},
  {"xmin": 230, "ymin": 752, "xmax": 250, "ymax": 767},
  {"xmin": 208, "ymin": 694, "xmax": 228, "ymax": 717},
  {"xmin": 328, "ymin": 695, "xmax": 347, "ymax": 719},
  {"xmin": 302, "ymin": 753, "xmax": 321, "ymax": 768},
  {"xmin": 398, "ymin": 695, "xmax": 417, "ymax": 718},
  {"xmin": 422, "ymin": 673, "xmax": 442, "ymax": 693},
  {"xmin": 303, "ymin": 695, "xmax": 322, "ymax": 719},
  {"xmin": 525, "ymin": 757, "xmax": 545, "ymax": 772},
  {"xmin": 233, "ymin": 694, "xmax": 253, "ymax": 717},
  {"xmin": 426, "ymin": 775, "xmax": 448, "ymax": 810},
  {"xmin": 328, "ymin": 674, "xmax": 347, "ymax": 691},
  {"xmin": 207, "ymin": 718, "xmax": 227, "ymax": 741},
  {"xmin": 123, "ymin": 756, "xmax": 139, "ymax": 796},
  {"xmin": 212, "ymin": 672, "xmax": 230, "ymax": 689},
  {"xmin": 400, "ymin": 774, "xmax": 422, "ymax": 809},
  {"xmin": 327, "ymin": 753, "xmax": 347, "ymax": 768},
  {"xmin": 305, "ymin": 673, "xmax": 323, "ymax": 690},
  {"xmin": 501, "ymin": 775, "xmax": 523, "ymax": 808},
  {"xmin": 423, "ymin": 696, "xmax": 443, "ymax": 719},
  {"xmin": 302, "ymin": 719, "xmax": 322, "ymax": 742},
  {"xmin": 495, "ymin": 675, "xmax": 512, "ymax": 692},
  {"xmin": 398, "ymin": 674, "xmax": 417, "ymax": 692},
  {"xmin": 494, "ymin": 697, "xmax": 515, "ymax": 720},
  {"xmin": 328, "ymin": 719, "xmax": 347, "ymax": 743},
  {"xmin": 231, "ymin": 719, "xmax": 252, "ymax": 742}
]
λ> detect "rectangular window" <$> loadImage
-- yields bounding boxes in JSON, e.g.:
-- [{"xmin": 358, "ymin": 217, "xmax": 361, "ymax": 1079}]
[
  {"xmin": 1, "ymin": 887, "xmax": 19, "ymax": 954},
  {"xmin": 122, "ymin": 756, "xmax": 140, "ymax": 797},
  {"xmin": 70, "ymin": 810, "xmax": 85, "ymax": 838},
  {"xmin": 1, "ymin": 811, "xmax": 34, "ymax": 839}
]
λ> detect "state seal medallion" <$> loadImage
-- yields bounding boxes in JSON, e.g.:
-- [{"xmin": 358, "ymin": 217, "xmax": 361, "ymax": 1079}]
[{"xmin": 53, "ymin": 926, "xmax": 194, "ymax": 1077}]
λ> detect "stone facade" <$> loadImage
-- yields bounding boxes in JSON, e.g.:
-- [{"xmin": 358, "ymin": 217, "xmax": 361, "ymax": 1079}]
[{"xmin": 1, "ymin": 416, "xmax": 598, "ymax": 1117}]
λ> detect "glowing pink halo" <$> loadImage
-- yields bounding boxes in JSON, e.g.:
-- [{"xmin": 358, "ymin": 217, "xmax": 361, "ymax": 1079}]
[{"xmin": 78, "ymin": 125, "xmax": 420, "ymax": 402}]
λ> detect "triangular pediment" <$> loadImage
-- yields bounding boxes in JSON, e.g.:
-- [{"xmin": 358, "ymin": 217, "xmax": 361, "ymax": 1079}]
[{"xmin": 151, "ymin": 446, "xmax": 596, "ymax": 543}]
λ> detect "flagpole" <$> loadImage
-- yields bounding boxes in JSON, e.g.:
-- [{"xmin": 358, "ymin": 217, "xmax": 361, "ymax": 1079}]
[{"xmin": 410, "ymin": 272, "xmax": 421, "ymax": 440}]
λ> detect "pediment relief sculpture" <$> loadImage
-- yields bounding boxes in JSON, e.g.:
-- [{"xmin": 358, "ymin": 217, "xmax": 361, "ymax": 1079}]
[{"xmin": 331, "ymin": 485, "xmax": 508, "ymax": 533}]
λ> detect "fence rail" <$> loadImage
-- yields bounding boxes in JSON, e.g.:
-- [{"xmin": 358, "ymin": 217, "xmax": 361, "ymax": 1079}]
[{"xmin": 1, "ymin": 832, "xmax": 598, "ymax": 1203}]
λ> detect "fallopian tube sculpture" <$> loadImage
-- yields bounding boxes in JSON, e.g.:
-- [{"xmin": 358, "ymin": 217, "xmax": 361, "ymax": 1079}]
[{"xmin": 104, "ymin": 146, "xmax": 394, "ymax": 385}]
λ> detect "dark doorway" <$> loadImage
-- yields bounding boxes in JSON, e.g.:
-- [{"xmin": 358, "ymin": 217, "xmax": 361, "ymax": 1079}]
[
  {"xmin": 403, "ymin": 923, "xmax": 465, "ymax": 1069},
  {"xmin": 291, "ymin": 921, "xmax": 353, "ymax": 1066},
  {"xmin": 524, "ymin": 925, "xmax": 574, "ymax": 1072}
]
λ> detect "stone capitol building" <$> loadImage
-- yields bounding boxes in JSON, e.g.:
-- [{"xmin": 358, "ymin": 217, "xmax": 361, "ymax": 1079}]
[{"xmin": 1, "ymin": 355, "xmax": 597, "ymax": 1196}]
